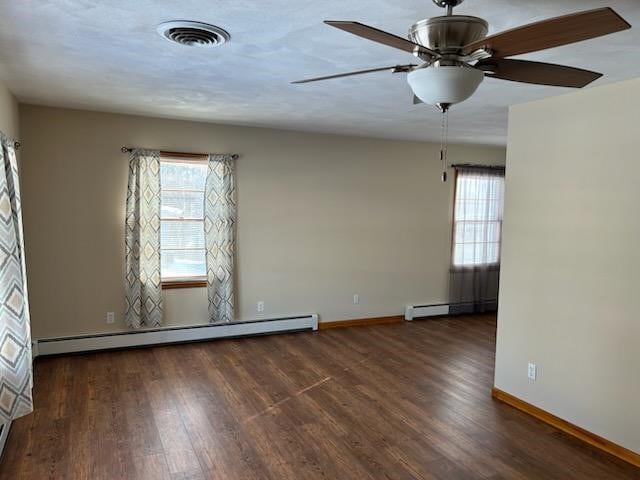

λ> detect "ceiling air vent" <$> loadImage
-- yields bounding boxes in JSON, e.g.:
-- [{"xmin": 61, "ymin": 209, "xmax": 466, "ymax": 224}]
[{"xmin": 157, "ymin": 21, "xmax": 230, "ymax": 47}]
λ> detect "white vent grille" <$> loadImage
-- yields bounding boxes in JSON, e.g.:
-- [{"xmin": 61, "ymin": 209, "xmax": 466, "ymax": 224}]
[{"xmin": 157, "ymin": 21, "xmax": 230, "ymax": 47}]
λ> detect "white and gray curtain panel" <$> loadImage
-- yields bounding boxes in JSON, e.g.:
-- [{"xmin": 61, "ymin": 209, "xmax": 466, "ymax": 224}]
[
  {"xmin": 0, "ymin": 132, "xmax": 33, "ymax": 426},
  {"xmin": 204, "ymin": 154, "xmax": 236, "ymax": 323},
  {"xmin": 124, "ymin": 149, "xmax": 163, "ymax": 329}
]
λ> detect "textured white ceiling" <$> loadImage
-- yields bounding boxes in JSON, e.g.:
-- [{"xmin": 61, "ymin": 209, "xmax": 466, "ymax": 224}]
[{"xmin": 0, "ymin": 0, "xmax": 638, "ymax": 145}]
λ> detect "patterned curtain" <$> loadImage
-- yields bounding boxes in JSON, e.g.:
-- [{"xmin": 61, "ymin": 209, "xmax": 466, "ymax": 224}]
[
  {"xmin": 124, "ymin": 149, "xmax": 163, "ymax": 329},
  {"xmin": 0, "ymin": 132, "xmax": 33, "ymax": 426},
  {"xmin": 204, "ymin": 155, "xmax": 236, "ymax": 323}
]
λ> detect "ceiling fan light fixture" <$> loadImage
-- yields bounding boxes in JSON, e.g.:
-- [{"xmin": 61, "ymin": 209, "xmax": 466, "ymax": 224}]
[{"xmin": 407, "ymin": 66, "xmax": 484, "ymax": 107}]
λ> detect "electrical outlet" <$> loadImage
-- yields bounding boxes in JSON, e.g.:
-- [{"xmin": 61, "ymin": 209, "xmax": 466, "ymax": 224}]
[
  {"xmin": 353, "ymin": 294, "xmax": 359, "ymax": 305},
  {"xmin": 106, "ymin": 312, "xmax": 115, "ymax": 324},
  {"xmin": 257, "ymin": 301, "xmax": 265, "ymax": 313},
  {"xmin": 528, "ymin": 363, "xmax": 537, "ymax": 381}
]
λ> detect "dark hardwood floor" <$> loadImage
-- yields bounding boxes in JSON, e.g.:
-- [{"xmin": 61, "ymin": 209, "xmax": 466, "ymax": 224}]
[{"xmin": 1, "ymin": 315, "xmax": 638, "ymax": 479}]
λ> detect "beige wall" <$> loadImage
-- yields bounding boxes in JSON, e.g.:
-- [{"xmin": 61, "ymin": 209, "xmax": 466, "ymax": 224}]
[
  {"xmin": 496, "ymin": 78, "xmax": 640, "ymax": 453},
  {"xmin": 19, "ymin": 105, "xmax": 505, "ymax": 339},
  {"xmin": 0, "ymin": 81, "xmax": 19, "ymax": 138}
]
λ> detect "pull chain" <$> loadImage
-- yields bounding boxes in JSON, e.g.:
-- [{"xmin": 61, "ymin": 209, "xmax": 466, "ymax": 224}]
[{"xmin": 440, "ymin": 107, "xmax": 449, "ymax": 182}]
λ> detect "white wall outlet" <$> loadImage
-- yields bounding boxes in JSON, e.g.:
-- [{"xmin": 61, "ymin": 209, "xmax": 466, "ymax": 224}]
[
  {"xmin": 353, "ymin": 294, "xmax": 359, "ymax": 305},
  {"xmin": 527, "ymin": 362, "xmax": 537, "ymax": 381},
  {"xmin": 106, "ymin": 312, "xmax": 115, "ymax": 324},
  {"xmin": 257, "ymin": 301, "xmax": 265, "ymax": 313}
]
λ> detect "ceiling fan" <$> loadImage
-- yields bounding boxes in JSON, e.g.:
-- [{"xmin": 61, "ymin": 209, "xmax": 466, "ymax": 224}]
[
  {"xmin": 292, "ymin": 1, "xmax": 630, "ymax": 181},
  {"xmin": 292, "ymin": 1, "xmax": 631, "ymax": 113}
]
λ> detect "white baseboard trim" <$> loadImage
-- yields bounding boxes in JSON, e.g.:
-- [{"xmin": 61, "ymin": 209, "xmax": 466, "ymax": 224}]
[
  {"xmin": 0, "ymin": 421, "xmax": 10, "ymax": 462},
  {"xmin": 404, "ymin": 303, "xmax": 450, "ymax": 321},
  {"xmin": 35, "ymin": 314, "xmax": 319, "ymax": 357}
]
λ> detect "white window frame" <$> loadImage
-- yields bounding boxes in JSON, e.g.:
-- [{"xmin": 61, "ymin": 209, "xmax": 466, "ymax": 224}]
[
  {"xmin": 159, "ymin": 155, "xmax": 208, "ymax": 287},
  {"xmin": 451, "ymin": 168, "xmax": 505, "ymax": 268}
]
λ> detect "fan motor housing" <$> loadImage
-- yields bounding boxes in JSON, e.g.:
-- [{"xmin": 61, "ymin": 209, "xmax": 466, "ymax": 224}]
[{"xmin": 409, "ymin": 15, "xmax": 488, "ymax": 55}]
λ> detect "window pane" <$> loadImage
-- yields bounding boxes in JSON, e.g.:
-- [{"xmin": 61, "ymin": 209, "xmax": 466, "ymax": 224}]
[
  {"xmin": 159, "ymin": 161, "xmax": 209, "ymax": 280},
  {"xmin": 453, "ymin": 244, "xmax": 464, "ymax": 266},
  {"xmin": 487, "ymin": 200, "xmax": 502, "ymax": 220},
  {"xmin": 455, "ymin": 200, "xmax": 502, "ymax": 221},
  {"xmin": 461, "ymin": 244, "xmax": 477, "ymax": 266},
  {"xmin": 160, "ymin": 161, "xmax": 207, "ymax": 190},
  {"xmin": 486, "ymin": 243, "xmax": 500, "ymax": 264},
  {"xmin": 161, "ymin": 191, "xmax": 204, "ymax": 219},
  {"xmin": 454, "ymin": 221, "xmax": 501, "ymax": 244},
  {"xmin": 454, "ymin": 243, "xmax": 500, "ymax": 267},
  {"xmin": 455, "ymin": 221, "xmax": 473, "ymax": 244},
  {"xmin": 455, "ymin": 201, "xmax": 487, "ymax": 221},
  {"xmin": 161, "ymin": 220, "xmax": 205, "ymax": 250},
  {"xmin": 452, "ymin": 170, "xmax": 504, "ymax": 267},
  {"xmin": 161, "ymin": 250, "xmax": 206, "ymax": 279}
]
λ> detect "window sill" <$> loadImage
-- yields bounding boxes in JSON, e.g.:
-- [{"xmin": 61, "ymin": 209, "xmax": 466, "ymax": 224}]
[{"xmin": 162, "ymin": 279, "xmax": 207, "ymax": 290}]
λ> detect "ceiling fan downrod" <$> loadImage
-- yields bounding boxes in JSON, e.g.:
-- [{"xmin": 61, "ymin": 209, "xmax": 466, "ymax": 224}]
[{"xmin": 432, "ymin": 0, "xmax": 465, "ymax": 16}]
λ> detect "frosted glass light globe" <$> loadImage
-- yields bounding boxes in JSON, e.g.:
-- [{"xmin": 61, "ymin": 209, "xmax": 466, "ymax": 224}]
[{"xmin": 408, "ymin": 66, "xmax": 484, "ymax": 106}]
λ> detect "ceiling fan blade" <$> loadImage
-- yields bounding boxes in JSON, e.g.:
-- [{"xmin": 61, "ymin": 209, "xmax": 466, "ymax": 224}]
[
  {"xmin": 476, "ymin": 58, "xmax": 602, "ymax": 88},
  {"xmin": 325, "ymin": 21, "xmax": 438, "ymax": 58},
  {"xmin": 291, "ymin": 64, "xmax": 416, "ymax": 84},
  {"xmin": 463, "ymin": 7, "xmax": 631, "ymax": 58},
  {"xmin": 412, "ymin": 95, "xmax": 423, "ymax": 105}
]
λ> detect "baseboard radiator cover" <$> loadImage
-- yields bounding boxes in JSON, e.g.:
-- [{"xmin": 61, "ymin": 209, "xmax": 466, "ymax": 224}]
[
  {"xmin": 492, "ymin": 387, "xmax": 640, "ymax": 468},
  {"xmin": 404, "ymin": 303, "xmax": 450, "ymax": 321},
  {"xmin": 35, "ymin": 314, "xmax": 319, "ymax": 357}
]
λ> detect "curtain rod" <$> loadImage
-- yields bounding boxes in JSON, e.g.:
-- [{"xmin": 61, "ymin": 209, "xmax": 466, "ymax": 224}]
[
  {"xmin": 451, "ymin": 163, "xmax": 505, "ymax": 171},
  {"xmin": 121, "ymin": 147, "xmax": 239, "ymax": 160}
]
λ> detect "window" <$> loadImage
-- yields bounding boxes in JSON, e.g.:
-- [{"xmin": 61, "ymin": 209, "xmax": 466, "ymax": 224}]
[
  {"xmin": 452, "ymin": 169, "xmax": 505, "ymax": 267},
  {"xmin": 160, "ymin": 157, "xmax": 208, "ymax": 283}
]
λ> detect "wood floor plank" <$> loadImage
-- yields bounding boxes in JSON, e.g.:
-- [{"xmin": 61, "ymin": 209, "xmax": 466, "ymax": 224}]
[{"xmin": 1, "ymin": 314, "xmax": 638, "ymax": 479}]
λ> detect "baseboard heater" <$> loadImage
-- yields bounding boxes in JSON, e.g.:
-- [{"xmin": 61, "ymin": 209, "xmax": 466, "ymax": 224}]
[
  {"xmin": 404, "ymin": 303, "xmax": 450, "ymax": 321},
  {"xmin": 35, "ymin": 314, "xmax": 319, "ymax": 357}
]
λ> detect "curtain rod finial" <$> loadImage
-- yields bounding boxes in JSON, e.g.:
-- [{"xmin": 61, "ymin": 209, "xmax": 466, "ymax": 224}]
[
  {"xmin": 121, "ymin": 147, "xmax": 130, "ymax": 153},
  {"xmin": 14, "ymin": 141, "xmax": 21, "ymax": 150}
]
